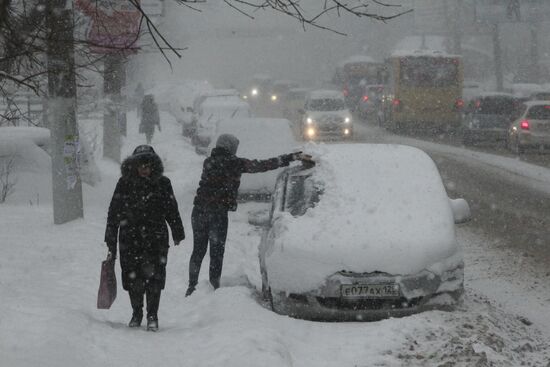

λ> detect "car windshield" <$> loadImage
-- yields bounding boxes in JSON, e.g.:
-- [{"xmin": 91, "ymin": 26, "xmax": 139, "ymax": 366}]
[
  {"xmin": 400, "ymin": 56, "xmax": 459, "ymax": 87},
  {"xmin": 284, "ymin": 174, "xmax": 322, "ymax": 217},
  {"xmin": 308, "ymin": 98, "xmax": 345, "ymax": 111},
  {"xmin": 527, "ymin": 105, "xmax": 550, "ymax": 119}
]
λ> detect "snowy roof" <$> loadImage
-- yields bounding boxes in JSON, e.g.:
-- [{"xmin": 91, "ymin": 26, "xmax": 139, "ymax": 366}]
[
  {"xmin": 391, "ymin": 48, "xmax": 459, "ymax": 58},
  {"xmin": 522, "ymin": 100, "xmax": 550, "ymax": 107},
  {"xmin": 307, "ymin": 89, "xmax": 345, "ymax": 100},
  {"xmin": 267, "ymin": 144, "xmax": 459, "ymax": 292},
  {"xmin": 337, "ymin": 55, "xmax": 377, "ymax": 67},
  {"xmin": 201, "ymin": 96, "xmax": 248, "ymax": 110}
]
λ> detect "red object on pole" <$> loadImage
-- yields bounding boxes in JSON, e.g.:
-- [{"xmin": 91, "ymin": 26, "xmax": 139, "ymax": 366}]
[
  {"xmin": 75, "ymin": 0, "xmax": 141, "ymax": 54},
  {"xmin": 97, "ymin": 259, "xmax": 117, "ymax": 309}
]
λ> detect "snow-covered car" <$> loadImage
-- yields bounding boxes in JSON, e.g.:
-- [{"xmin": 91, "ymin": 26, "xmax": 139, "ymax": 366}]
[
  {"xmin": 462, "ymin": 93, "xmax": 523, "ymax": 146},
  {"xmin": 193, "ymin": 97, "xmax": 252, "ymax": 154},
  {"xmin": 301, "ymin": 90, "xmax": 353, "ymax": 140},
  {"xmin": 507, "ymin": 101, "xmax": 550, "ymax": 154},
  {"xmin": 0, "ymin": 126, "xmax": 100, "ymax": 185},
  {"xmin": 258, "ymin": 144, "xmax": 470, "ymax": 321},
  {"xmin": 209, "ymin": 117, "xmax": 300, "ymax": 200},
  {"xmin": 184, "ymin": 89, "xmax": 239, "ymax": 138}
]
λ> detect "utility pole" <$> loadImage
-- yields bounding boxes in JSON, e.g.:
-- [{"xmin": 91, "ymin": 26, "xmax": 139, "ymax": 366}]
[
  {"xmin": 46, "ymin": 0, "xmax": 83, "ymax": 224},
  {"xmin": 492, "ymin": 23, "xmax": 503, "ymax": 91},
  {"xmin": 453, "ymin": 0, "xmax": 464, "ymax": 55},
  {"xmin": 528, "ymin": 22, "xmax": 540, "ymax": 83}
]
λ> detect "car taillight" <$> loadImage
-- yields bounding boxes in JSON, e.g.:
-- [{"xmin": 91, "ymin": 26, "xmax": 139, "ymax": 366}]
[
  {"xmin": 392, "ymin": 98, "xmax": 402, "ymax": 112},
  {"xmin": 455, "ymin": 98, "xmax": 464, "ymax": 109},
  {"xmin": 520, "ymin": 120, "xmax": 530, "ymax": 130},
  {"xmin": 362, "ymin": 95, "xmax": 369, "ymax": 102}
]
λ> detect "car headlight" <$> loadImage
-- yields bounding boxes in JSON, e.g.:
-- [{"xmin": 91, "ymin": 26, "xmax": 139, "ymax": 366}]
[
  {"xmin": 251, "ymin": 88, "xmax": 258, "ymax": 96},
  {"xmin": 271, "ymin": 95, "xmax": 278, "ymax": 102},
  {"xmin": 344, "ymin": 128, "xmax": 350, "ymax": 135},
  {"xmin": 344, "ymin": 117, "xmax": 351, "ymax": 123},
  {"xmin": 306, "ymin": 117, "xmax": 313, "ymax": 124},
  {"xmin": 306, "ymin": 127, "xmax": 316, "ymax": 137}
]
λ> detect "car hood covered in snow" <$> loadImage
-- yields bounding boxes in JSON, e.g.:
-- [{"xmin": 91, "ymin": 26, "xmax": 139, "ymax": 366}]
[{"xmin": 266, "ymin": 144, "xmax": 461, "ymax": 293}]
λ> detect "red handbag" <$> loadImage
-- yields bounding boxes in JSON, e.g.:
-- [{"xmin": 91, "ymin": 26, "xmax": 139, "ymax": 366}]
[{"xmin": 97, "ymin": 259, "xmax": 117, "ymax": 309}]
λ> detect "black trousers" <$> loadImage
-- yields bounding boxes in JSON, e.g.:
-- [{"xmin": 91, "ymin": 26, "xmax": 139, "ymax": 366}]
[
  {"xmin": 188, "ymin": 206, "xmax": 228, "ymax": 289},
  {"xmin": 129, "ymin": 288, "xmax": 161, "ymax": 317}
]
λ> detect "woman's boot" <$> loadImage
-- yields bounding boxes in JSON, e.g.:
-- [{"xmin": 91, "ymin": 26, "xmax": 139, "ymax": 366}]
[{"xmin": 128, "ymin": 290, "xmax": 144, "ymax": 327}]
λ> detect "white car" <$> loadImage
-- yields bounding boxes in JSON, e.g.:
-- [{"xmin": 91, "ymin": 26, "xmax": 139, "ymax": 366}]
[
  {"xmin": 507, "ymin": 100, "xmax": 550, "ymax": 154},
  {"xmin": 301, "ymin": 90, "xmax": 353, "ymax": 140},
  {"xmin": 209, "ymin": 117, "xmax": 300, "ymax": 200},
  {"xmin": 258, "ymin": 144, "xmax": 470, "ymax": 321},
  {"xmin": 184, "ymin": 89, "xmax": 240, "ymax": 137},
  {"xmin": 193, "ymin": 97, "xmax": 252, "ymax": 154}
]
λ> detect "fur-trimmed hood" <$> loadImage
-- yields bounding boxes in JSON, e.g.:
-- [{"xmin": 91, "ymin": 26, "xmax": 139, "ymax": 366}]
[{"xmin": 121, "ymin": 145, "xmax": 164, "ymax": 179}]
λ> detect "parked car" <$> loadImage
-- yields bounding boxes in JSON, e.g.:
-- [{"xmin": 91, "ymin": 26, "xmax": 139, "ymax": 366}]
[
  {"xmin": 257, "ymin": 144, "xmax": 470, "ymax": 321},
  {"xmin": 209, "ymin": 117, "xmax": 300, "ymax": 200},
  {"xmin": 462, "ymin": 93, "xmax": 522, "ymax": 146},
  {"xmin": 507, "ymin": 101, "xmax": 550, "ymax": 154},
  {"xmin": 356, "ymin": 84, "xmax": 384, "ymax": 122},
  {"xmin": 193, "ymin": 97, "xmax": 252, "ymax": 154},
  {"xmin": 282, "ymin": 87, "xmax": 309, "ymax": 127},
  {"xmin": 184, "ymin": 89, "xmax": 240, "ymax": 137},
  {"xmin": 301, "ymin": 90, "xmax": 353, "ymax": 140}
]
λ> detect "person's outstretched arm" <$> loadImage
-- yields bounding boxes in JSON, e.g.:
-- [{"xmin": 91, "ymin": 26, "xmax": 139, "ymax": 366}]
[{"xmin": 239, "ymin": 152, "xmax": 306, "ymax": 174}]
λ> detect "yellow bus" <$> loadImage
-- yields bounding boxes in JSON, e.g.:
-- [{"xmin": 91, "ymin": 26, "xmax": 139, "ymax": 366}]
[{"xmin": 381, "ymin": 50, "xmax": 464, "ymax": 133}]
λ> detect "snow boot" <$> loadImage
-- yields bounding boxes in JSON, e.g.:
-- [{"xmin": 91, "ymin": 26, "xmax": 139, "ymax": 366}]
[
  {"xmin": 185, "ymin": 285, "xmax": 196, "ymax": 297},
  {"xmin": 146, "ymin": 315, "xmax": 158, "ymax": 332},
  {"xmin": 128, "ymin": 311, "xmax": 143, "ymax": 328}
]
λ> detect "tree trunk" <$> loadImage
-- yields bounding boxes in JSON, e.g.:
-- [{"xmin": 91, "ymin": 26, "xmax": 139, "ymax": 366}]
[
  {"xmin": 46, "ymin": 0, "xmax": 83, "ymax": 224},
  {"xmin": 103, "ymin": 53, "xmax": 126, "ymax": 162}
]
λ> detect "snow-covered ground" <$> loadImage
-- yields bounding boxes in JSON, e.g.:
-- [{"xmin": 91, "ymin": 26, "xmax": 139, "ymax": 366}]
[{"xmin": 1, "ymin": 111, "xmax": 549, "ymax": 366}]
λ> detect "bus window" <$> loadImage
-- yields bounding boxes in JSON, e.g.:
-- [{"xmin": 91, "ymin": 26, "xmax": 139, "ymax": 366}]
[{"xmin": 400, "ymin": 57, "xmax": 458, "ymax": 88}]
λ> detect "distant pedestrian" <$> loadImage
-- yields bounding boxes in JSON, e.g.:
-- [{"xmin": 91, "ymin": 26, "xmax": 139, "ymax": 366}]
[
  {"xmin": 104, "ymin": 145, "xmax": 185, "ymax": 331},
  {"xmin": 134, "ymin": 83, "xmax": 145, "ymax": 115},
  {"xmin": 186, "ymin": 133, "xmax": 309, "ymax": 296},
  {"xmin": 139, "ymin": 94, "xmax": 160, "ymax": 144}
]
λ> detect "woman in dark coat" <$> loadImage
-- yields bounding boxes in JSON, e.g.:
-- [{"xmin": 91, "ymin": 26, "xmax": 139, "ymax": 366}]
[
  {"xmin": 139, "ymin": 94, "xmax": 160, "ymax": 144},
  {"xmin": 104, "ymin": 145, "xmax": 185, "ymax": 331}
]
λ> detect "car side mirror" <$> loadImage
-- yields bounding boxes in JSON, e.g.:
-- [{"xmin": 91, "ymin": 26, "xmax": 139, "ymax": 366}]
[
  {"xmin": 450, "ymin": 198, "xmax": 471, "ymax": 224},
  {"xmin": 248, "ymin": 210, "xmax": 271, "ymax": 227}
]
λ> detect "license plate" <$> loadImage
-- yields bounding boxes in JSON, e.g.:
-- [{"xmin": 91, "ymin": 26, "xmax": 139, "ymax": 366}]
[{"xmin": 341, "ymin": 283, "xmax": 400, "ymax": 299}]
